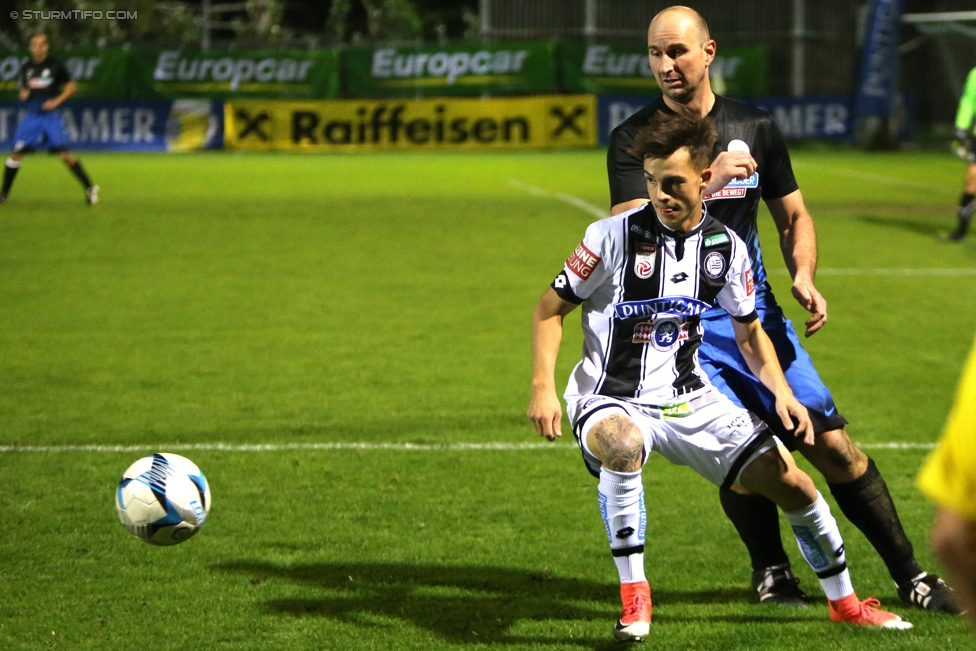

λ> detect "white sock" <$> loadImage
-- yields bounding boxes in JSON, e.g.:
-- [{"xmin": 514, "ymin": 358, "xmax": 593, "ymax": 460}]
[
  {"xmin": 783, "ymin": 492, "xmax": 853, "ymax": 601},
  {"xmin": 598, "ymin": 467, "xmax": 646, "ymax": 584},
  {"xmin": 6, "ymin": 158, "xmax": 20, "ymax": 169}
]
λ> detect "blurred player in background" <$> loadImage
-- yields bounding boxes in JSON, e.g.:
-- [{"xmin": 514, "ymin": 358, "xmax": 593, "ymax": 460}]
[
  {"xmin": 947, "ymin": 66, "xmax": 976, "ymax": 241},
  {"xmin": 918, "ymin": 332, "xmax": 976, "ymax": 627},
  {"xmin": 1, "ymin": 32, "xmax": 98, "ymax": 205},
  {"xmin": 606, "ymin": 6, "xmax": 960, "ymax": 613},
  {"xmin": 529, "ymin": 110, "xmax": 912, "ymax": 640}
]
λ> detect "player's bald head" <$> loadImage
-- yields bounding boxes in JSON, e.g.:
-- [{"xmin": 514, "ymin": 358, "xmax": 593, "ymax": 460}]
[{"xmin": 648, "ymin": 6, "xmax": 710, "ymax": 45}]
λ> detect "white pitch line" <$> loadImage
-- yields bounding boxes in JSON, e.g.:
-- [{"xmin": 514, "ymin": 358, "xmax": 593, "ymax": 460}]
[
  {"xmin": 772, "ymin": 268, "xmax": 976, "ymax": 276},
  {"xmin": 0, "ymin": 441, "xmax": 568, "ymax": 453},
  {"xmin": 0, "ymin": 441, "xmax": 935, "ymax": 453},
  {"xmin": 508, "ymin": 179, "xmax": 607, "ymax": 220}
]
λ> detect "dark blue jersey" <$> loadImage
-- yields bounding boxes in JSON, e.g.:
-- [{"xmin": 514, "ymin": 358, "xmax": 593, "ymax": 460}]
[
  {"xmin": 20, "ymin": 57, "xmax": 71, "ymax": 111},
  {"xmin": 607, "ymin": 95, "xmax": 798, "ymax": 316}
]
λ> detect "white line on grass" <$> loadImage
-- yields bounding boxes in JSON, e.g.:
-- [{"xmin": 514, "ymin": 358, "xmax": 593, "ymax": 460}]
[
  {"xmin": 772, "ymin": 268, "xmax": 976, "ymax": 276},
  {"xmin": 0, "ymin": 441, "xmax": 935, "ymax": 453},
  {"xmin": 508, "ymin": 179, "xmax": 607, "ymax": 220}
]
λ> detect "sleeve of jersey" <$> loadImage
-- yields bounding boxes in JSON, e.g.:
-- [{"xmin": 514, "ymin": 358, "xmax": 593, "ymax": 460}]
[
  {"xmin": 607, "ymin": 125, "xmax": 648, "ymax": 207},
  {"xmin": 551, "ymin": 221, "xmax": 614, "ymax": 304},
  {"xmin": 917, "ymin": 334, "xmax": 976, "ymax": 519},
  {"xmin": 759, "ymin": 117, "xmax": 800, "ymax": 201},
  {"xmin": 715, "ymin": 234, "xmax": 757, "ymax": 321},
  {"xmin": 955, "ymin": 67, "xmax": 976, "ymax": 133},
  {"xmin": 56, "ymin": 62, "xmax": 72, "ymax": 85}
]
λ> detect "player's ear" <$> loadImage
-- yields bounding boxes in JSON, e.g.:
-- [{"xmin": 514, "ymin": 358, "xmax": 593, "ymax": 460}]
[
  {"xmin": 700, "ymin": 168, "xmax": 712, "ymax": 189},
  {"xmin": 703, "ymin": 39, "xmax": 716, "ymax": 62}
]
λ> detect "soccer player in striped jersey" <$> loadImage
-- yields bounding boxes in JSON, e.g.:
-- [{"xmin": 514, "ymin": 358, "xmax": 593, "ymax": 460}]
[
  {"xmin": 606, "ymin": 6, "xmax": 959, "ymax": 613},
  {"xmin": 1, "ymin": 32, "xmax": 98, "ymax": 206},
  {"xmin": 529, "ymin": 110, "xmax": 911, "ymax": 641}
]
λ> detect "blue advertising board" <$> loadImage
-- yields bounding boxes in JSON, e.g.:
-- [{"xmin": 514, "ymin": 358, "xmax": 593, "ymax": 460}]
[
  {"xmin": 597, "ymin": 95, "xmax": 914, "ymax": 144},
  {"xmin": 0, "ymin": 100, "xmax": 223, "ymax": 151}
]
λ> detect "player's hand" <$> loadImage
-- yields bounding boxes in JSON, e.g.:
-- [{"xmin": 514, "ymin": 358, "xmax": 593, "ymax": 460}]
[
  {"xmin": 704, "ymin": 151, "xmax": 757, "ymax": 195},
  {"xmin": 42, "ymin": 99, "xmax": 59, "ymax": 111},
  {"xmin": 791, "ymin": 277, "xmax": 827, "ymax": 337},
  {"xmin": 527, "ymin": 389, "xmax": 563, "ymax": 441},
  {"xmin": 775, "ymin": 395, "xmax": 813, "ymax": 446}
]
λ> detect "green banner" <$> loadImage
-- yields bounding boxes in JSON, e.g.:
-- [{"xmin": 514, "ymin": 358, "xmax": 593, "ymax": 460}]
[
  {"xmin": 0, "ymin": 49, "xmax": 132, "ymax": 100},
  {"xmin": 341, "ymin": 42, "xmax": 557, "ymax": 98},
  {"xmin": 559, "ymin": 43, "xmax": 768, "ymax": 98},
  {"xmin": 134, "ymin": 48, "xmax": 339, "ymax": 99}
]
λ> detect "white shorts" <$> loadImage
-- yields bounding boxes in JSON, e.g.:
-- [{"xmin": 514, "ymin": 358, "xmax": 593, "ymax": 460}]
[{"xmin": 567, "ymin": 387, "xmax": 781, "ymax": 489}]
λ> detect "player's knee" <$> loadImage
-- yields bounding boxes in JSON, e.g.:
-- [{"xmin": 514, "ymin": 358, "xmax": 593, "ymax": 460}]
[
  {"xmin": 588, "ymin": 415, "xmax": 644, "ymax": 472},
  {"xmin": 811, "ymin": 428, "xmax": 868, "ymax": 478}
]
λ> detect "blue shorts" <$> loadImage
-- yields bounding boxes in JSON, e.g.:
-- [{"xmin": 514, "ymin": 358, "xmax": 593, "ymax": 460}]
[
  {"xmin": 13, "ymin": 110, "xmax": 68, "ymax": 153},
  {"xmin": 699, "ymin": 304, "xmax": 848, "ymax": 447}
]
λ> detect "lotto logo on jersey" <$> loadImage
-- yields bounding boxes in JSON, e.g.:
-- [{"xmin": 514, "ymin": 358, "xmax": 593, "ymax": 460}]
[
  {"xmin": 634, "ymin": 242, "xmax": 656, "ymax": 279},
  {"xmin": 566, "ymin": 242, "xmax": 600, "ymax": 279},
  {"xmin": 746, "ymin": 269, "xmax": 755, "ymax": 295}
]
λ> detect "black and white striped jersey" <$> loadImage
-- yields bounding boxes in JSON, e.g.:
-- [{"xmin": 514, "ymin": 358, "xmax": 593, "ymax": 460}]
[{"xmin": 552, "ymin": 203, "xmax": 756, "ymax": 405}]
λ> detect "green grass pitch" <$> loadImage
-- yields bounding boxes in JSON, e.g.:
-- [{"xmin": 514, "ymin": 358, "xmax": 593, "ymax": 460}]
[{"xmin": 1, "ymin": 147, "xmax": 975, "ymax": 650}]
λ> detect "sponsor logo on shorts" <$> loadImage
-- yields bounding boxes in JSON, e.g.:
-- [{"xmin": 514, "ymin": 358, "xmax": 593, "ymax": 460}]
[
  {"xmin": 661, "ymin": 402, "xmax": 692, "ymax": 418},
  {"xmin": 634, "ymin": 242, "xmax": 656, "ymax": 279},
  {"xmin": 567, "ymin": 241, "xmax": 600, "ymax": 279},
  {"xmin": 704, "ymin": 251, "xmax": 726, "ymax": 279}
]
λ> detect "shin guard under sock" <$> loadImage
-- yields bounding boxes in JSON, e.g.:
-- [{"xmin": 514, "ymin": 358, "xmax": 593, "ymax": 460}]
[{"xmin": 828, "ymin": 458, "xmax": 921, "ymax": 585}]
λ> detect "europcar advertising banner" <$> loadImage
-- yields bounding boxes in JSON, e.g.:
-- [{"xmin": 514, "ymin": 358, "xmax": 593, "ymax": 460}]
[
  {"xmin": 223, "ymin": 95, "xmax": 595, "ymax": 151},
  {"xmin": 0, "ymin": 49, "xmax": 132, "ymax": 100},
  {"xmin": 0, "ymin": 100, "xmax": 222, "ymax": 151},
  {"xmin": 341, "ymin": 42, "xmax": 557, "ymax": 98},
  {"xmin": 561, "ymin": 44, "xmax": 768, "ymax": 98},
  {"xmin": 135, "ymin": 48, "xmax": 340, "ymax": 99}
]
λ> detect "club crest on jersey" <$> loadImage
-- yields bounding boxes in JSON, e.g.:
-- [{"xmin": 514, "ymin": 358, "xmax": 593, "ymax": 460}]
[
  {"xmin": 704, "ymin": 252, "xmax": 727, "ymax": 279},
  {"xmin": 634, "ymin": 242, "xmax": 657, "ymax": 279},
  {"xmin": 704, "ymin": 172, "xmax": 759, "ymax": 201},
  {"xmin": 566, "ymin": 242, "xmax": 600, "ymax": 279},
  {"xmin": 633, "ymin": 318, "xmax": 688, "ymax": 350}
]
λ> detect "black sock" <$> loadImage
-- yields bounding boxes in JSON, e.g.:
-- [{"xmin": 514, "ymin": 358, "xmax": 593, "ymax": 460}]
[
  {"xmin": 2, "ymin": 159, "xmax": 19, "ymax": 195},
  {"xmin": 828, "ymin": 458, "xmax": 922, "ymax": 585},
  {"xmin": 957, "ymin": 193, "xmax": 975, "ymax": 234},
  {"xmin": 69, "ymin": 160, "xmax": 92, "ymax": 189},
  {"xmin": 719, "ymin": 488, "xmax": 790, "ymax": 571}
]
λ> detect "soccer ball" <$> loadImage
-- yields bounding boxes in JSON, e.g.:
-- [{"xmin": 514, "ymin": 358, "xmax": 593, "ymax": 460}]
[{"xmin": 115, "ymin": 453, "xmax": 211, "ymax": 546}]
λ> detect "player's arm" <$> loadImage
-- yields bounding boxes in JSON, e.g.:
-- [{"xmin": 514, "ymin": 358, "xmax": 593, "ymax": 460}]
[
  {"xmin": 732, "ymin": 315, "xmax": 813, "ymax": 444},
  {"xmin": 43, "ymin": 79, "xmax": 75, "ymax": 111},
  {"xmin": 766, "ymin": 189, "xmax": 826, "ymax": 337},
  {"xmin": 528, "ymin": 288, "xmax": 577, "ymax": 441},
  {"xmin": 955, "ymin": 68, "xmax": 976, "ymax": 143}
]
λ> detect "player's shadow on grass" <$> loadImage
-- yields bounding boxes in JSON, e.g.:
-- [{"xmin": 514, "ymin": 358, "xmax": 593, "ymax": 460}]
[
  {"xmin": 854, "ymin": 213, "xmax": 946, "ymax": 239},
  {"xmin": 214, "ymin": 560, "xmax": 794, "ymax": 648}
]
